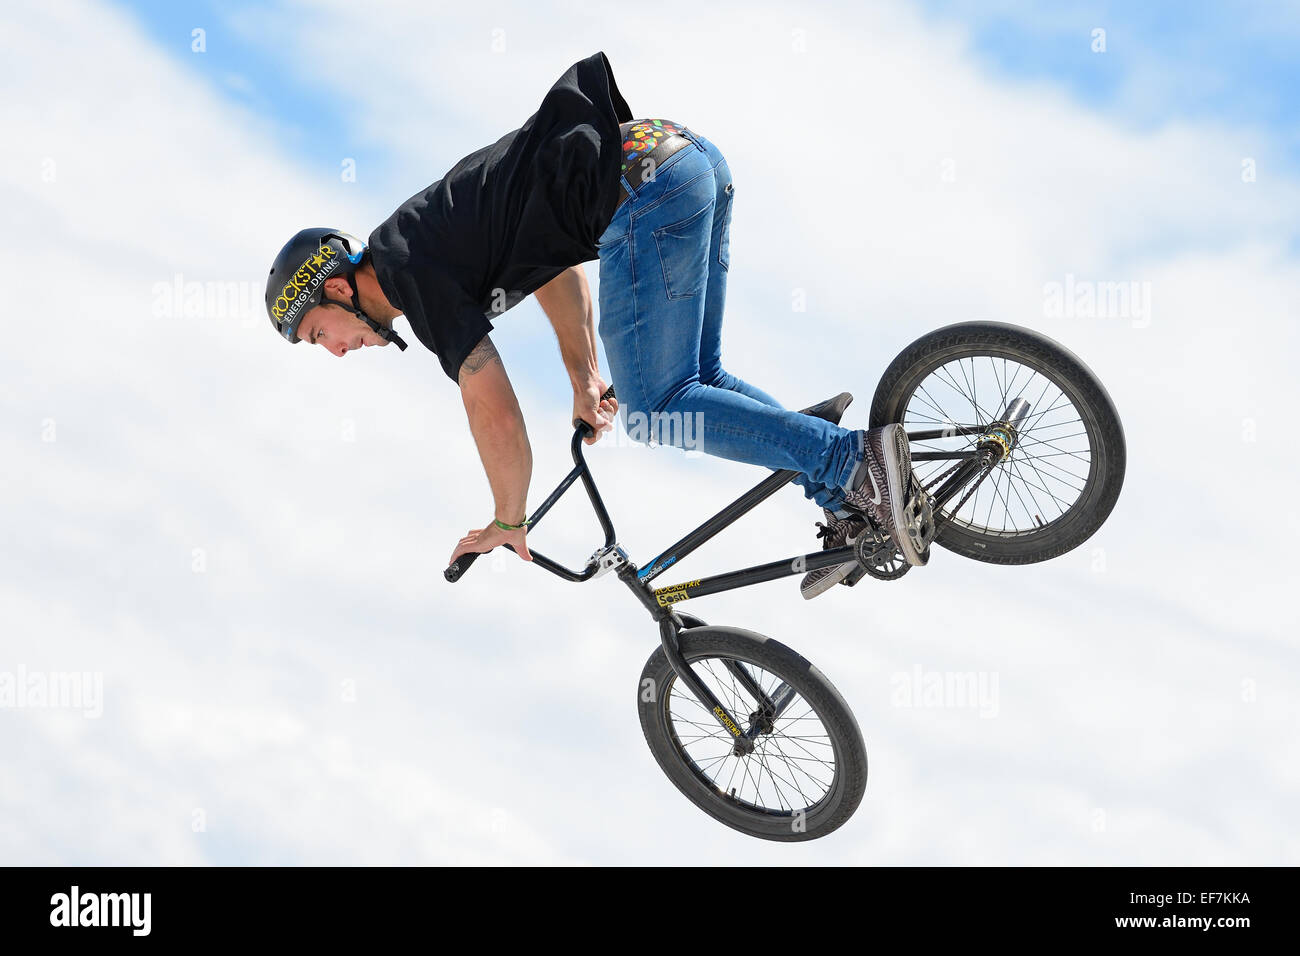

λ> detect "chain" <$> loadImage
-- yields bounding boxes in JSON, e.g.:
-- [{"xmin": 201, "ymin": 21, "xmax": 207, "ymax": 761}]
[
  {"xmin": 911, "ymin": 442, "xmax": 1005, "ymax": 537},
  {"xmin": 922, "ymin": 460, "xmax": 965, "ymax": 492},
  {"xmin": 933, "ymin": 457, "xmax": 997, "ymax": 533}
]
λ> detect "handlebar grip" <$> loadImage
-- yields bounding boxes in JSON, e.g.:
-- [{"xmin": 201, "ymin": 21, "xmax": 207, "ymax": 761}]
[
  {"xmin": 445, "ymin": 542, "xmax": 521, "ymax": 583},
  {"xmin": 573, "ymin": 384, "xmax": 618, "ymax": 435},
  {"xmin": 444, "ymin": 550, "xmax": 481, "ymax": 583}
]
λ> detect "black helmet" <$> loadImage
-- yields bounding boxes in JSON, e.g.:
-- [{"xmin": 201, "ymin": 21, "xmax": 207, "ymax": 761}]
[{"xmin": 264, "ymin": 228, "xmax": 406, "ymax": 349}]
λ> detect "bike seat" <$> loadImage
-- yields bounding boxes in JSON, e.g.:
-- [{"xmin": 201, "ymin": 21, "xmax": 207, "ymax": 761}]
[{"xmin": 797, "ymin": 392, "xmax": 854, "ymax": 425}]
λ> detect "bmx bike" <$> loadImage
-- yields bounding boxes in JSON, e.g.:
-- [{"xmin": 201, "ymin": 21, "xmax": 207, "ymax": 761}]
[{"xmin": 444, "ymin": 321, "xmax": 1126, "ymax": 841}]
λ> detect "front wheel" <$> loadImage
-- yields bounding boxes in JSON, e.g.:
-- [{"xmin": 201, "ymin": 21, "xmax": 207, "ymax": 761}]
[
  {"xmin": 870, "ymin": 321, "xmax": 1126, "ymax": 565},
  {"xmin": 638, "ymin": 626, "xmax": 867, "ymax": 841}
]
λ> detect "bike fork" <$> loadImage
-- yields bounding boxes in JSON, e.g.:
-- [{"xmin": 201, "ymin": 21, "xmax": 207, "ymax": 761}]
[
  {"xmin": 656, "ymin": 615, "xmax": 796, "ymax": 755},
  {"xmin": 657, "ymin": 617, "xmax": 758, "ymax": 755}
]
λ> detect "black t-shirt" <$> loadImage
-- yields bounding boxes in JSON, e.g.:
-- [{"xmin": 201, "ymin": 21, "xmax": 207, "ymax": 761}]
[{"xmin": 369, "ymin": 51, "xmax": 633, "ymax": 382}]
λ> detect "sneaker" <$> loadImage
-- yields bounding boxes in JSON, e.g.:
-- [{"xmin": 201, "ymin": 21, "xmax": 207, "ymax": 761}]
[
  {"xmin": 800, "ymin": 509, "xmax": 867, "ymax": 600},
  {"xmin": 839, "ymin": 424, "xmax": 929, "ymax": 567}
]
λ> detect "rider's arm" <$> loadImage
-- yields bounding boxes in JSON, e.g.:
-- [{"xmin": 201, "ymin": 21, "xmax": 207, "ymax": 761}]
[
  {"xmin": 534, "ymin": 264, "xmax": 600, "ymax": 392},
  {"xmin": 457, "ymin": 333, "xmax": 532, "ymax": 526},
  {"xmin": 535, "ymin": 263, "xmax": 616, "ymax": 442}
]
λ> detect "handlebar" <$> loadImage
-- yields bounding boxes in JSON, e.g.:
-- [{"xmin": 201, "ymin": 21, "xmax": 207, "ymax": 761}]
[
  {"xmin": 443, "ymin": 385, "xmax": 617, "ymax": 583},
  {"xmin": 572, "ymin": 382, "xmax": 618, "ymax": 435}
]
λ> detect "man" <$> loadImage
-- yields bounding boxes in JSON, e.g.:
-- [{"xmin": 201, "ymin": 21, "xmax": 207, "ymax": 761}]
[{"xmin": 264, "ymin": 52, "xmax": 928, "ymax": 599}]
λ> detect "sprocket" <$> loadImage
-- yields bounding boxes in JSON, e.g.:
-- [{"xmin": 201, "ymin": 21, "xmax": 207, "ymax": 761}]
[{"xmin": 844, "ymin": 523, "xmax": 911, "ymax": 583}]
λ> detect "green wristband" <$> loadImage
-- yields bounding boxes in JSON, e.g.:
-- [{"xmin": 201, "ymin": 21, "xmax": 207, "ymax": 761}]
[{"xmin": 494, "ymin": 517, "xmax": 529, "ymax": 531}]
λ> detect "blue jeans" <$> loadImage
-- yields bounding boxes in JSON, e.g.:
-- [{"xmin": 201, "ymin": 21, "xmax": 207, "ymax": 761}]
[{"xmin": 596, "ymin": 125, "xmax": 863, "ymax": 515}]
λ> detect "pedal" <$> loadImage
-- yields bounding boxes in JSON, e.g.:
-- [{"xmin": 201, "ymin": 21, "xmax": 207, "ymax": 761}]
[
  {"xmin": 903, "ymin": 484, "xmax": 936, "ymax": 552},
  {"xmin": 841, "ymin": 564, "xmax": 869, "ymax": 587}
]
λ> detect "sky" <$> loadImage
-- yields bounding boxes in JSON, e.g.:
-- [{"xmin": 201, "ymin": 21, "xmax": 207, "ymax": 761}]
[{"xmin": 1, "ymin": 0, "xmax": 1297, "ymax": 865}]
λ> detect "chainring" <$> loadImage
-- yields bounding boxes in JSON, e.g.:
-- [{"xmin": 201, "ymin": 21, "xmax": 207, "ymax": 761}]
[{"xmin": 845, "ymin": 523, "xmax": 911, "ymax": 582}]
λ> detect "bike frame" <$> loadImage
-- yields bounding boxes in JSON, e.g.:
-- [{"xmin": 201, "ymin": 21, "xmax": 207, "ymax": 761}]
[
  {"xmin": 444, "ymin": 394, "xmax": 1029, "ymax": 751},
  {"xmin": 444, "ymin": 423, "xmax": 850, "ymax": 752}
]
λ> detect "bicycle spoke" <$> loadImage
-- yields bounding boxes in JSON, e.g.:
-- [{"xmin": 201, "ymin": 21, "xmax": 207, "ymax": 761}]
[
  {"xmin": 666, "ymin": 657, "xmax": 835, "ymax": 816},
  {"xmin": 902, "ymin": 352, "xmax": 1094, "ymax": 537}
]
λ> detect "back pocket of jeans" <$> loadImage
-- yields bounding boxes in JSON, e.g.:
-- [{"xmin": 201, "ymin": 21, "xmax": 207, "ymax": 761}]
[{"xmin": 652, "ymin": 200, "xmax": 713, "ymax": 299}]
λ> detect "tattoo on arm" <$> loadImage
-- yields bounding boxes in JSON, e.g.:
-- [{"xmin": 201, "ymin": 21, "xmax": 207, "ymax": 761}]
[{"xmin": 459, "ymin": 334, "xmax": 501, "ymax": 381}]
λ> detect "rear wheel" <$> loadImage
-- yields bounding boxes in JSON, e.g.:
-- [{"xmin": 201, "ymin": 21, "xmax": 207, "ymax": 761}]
[
  {"xmin": 870, "ymin": 321, "xmax": 1125, "ymax": 564},
  {"xmin": 638, "ymin": 625, "xmax": 867, "ymax": 841}
]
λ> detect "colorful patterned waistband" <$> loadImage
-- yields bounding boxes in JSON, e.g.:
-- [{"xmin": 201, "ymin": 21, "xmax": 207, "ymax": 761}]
[{"xmin": 619, "ymin": 119, "xmax": 692, "ymax": 175}]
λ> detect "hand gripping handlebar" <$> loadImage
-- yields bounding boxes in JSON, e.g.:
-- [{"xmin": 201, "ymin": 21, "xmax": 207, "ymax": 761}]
[{"xmin": 443, "ymin": 385, "xmax": 617, "ymax": 583}]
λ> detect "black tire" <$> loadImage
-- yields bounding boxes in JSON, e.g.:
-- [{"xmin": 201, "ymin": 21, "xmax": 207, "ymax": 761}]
[
  {"xmin": 870, "ymin": 321, "xmax": 1126, "ymax": 565},
  {"xmin": 638, "ymin": 625, "xmax": 867, "ymax": 841}
]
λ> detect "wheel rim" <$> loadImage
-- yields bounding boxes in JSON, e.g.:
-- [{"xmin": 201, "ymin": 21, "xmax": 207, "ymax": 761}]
[
  {"xmin": 901, "ymin": 351, "xmax": 1097, "ymax": 538},
  {"xmin": 664, "ymin": 656, "xmax": 838, "ymax": 817}
]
